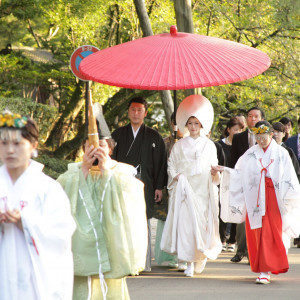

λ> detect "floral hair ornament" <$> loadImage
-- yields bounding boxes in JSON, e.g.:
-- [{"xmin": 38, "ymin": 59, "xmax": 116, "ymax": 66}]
[
  {"xmin": 0, "ymin": 110, "xmax": 28, "ymax": 128},
  {"xmin": 250, "ymin": 124, "xmax": 271, "ymax": 134}
]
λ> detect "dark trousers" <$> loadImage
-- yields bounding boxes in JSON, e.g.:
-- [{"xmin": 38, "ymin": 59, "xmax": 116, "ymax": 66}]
[
  {"xmin": 219, "ymin": 219, "xmax": 236, "ymax": 244},
  {"xmin": 236, "ymin": 222, "xmax": 248, "ymax": 257}
]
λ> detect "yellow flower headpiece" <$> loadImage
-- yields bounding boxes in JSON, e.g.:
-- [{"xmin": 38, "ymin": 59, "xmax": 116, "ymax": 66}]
[
  {"xmin": 0, "ymin": 111, "xmax": 28, "ymax": 129},
  {"xmin": 250, "ymin": 124, "xmax": 271, "ymax": 134}
]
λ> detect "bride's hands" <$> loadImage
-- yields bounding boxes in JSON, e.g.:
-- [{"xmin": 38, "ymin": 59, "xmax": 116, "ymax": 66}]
[
  {"xmin": 174, "ymin": 174, "xmax": 181, "ymax": 181},
  {"xmin": 211, "ymin": 165, "xmax": 224, "ymax": 176}
]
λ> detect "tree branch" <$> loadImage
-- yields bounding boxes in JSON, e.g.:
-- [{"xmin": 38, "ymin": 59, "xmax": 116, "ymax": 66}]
[
  {"xmin": 147, "ymin": 0, "xmax": 156, "ymax": 16},
  {"xmin": 46, "ymin": 24, "xmax": 60, "ymax": 42},
  {"xmin": 27, "ymin": 19, "xmax": 42, "ymax": 48},
  {"xmin": 252, "ymin": 29, "xmax": 282, "ymax": 48},
  {"xmin": 276, "ymin": 34, "xmax": 300, "ymax": 40}
]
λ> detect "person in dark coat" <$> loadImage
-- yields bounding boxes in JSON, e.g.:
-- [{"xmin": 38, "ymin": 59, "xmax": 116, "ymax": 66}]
[
  {"xmin": 229, "ymin": 107, "xmax": 265, "ymax": 263},
  {"xmin": 273, "ymin": 122, "xmax": 300, "ymax": 182},
  {"xmin": 111, "ymin": 97, "xmax": 168, "ymax": 272},
  {"xmin": 284, "ymin": 117, "xmax": 300, "ymax": 166},
  {"xmin": 218, "ymin": 116, "xmax": 245, "ymax": 252},
  {"xmin": 279, "ymin": 117, "xmax": 294, "ymax": 142}
]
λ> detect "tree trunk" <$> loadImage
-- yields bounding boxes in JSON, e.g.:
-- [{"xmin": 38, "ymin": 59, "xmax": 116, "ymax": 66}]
[
  {"xmin": 173, "ymin": 0, "xmax": 200, "ymax": 97},
  {"xmin": 133, "ymin": 0, "xmax": 153, "ymax": 36},
  {"xmin": 133, "ymin": 0, "xmax": 174, "ymax": 127},
  {"xmin": 173, "ymin": 0, "xmax": 194, "ymax": 33},
  {"xmin": 53, "ymin": 122, "xmax": 85, "ymax": 159},
  {"xmin": 45, "ymin": 81, "xmax": 84, "ymax": 148}
]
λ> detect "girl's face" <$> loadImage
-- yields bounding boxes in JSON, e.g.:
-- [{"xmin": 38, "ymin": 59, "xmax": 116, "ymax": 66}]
[
  {"xmin": 273, "ymin": 130, "xmax": 285, "ymax": 144},
  {"xmin": 284, "ymin": 122, "xmax": 292, "ymax": 134},
  {"xmin": 227, "ymin": 124, "xmax": 242, "ymax": 138},
  {"xmin": 0, "ymin": 131, "xmax": 36, "ymax": 174},
  {"xmin": 186, "ymin": 117, "xmax": 202, "ymax": 138},
  {"xmin": 255, "ymin": 133, "xmax": 273, "ymax": 149}
]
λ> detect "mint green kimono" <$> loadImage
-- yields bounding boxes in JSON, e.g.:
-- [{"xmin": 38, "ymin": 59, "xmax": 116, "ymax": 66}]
[{"xmin": 57, "ymin": 159, "xmax": 147, "ymax": 300}]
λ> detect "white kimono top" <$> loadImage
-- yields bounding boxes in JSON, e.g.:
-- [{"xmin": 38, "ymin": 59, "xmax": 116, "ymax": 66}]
[
  {"xmin": 161, "ymin": 135, "xmax": 222, "ymax": 262},
  {"xmin": 220, "ymin": 139, "xmax": 300, "ymax": 246},
  {"xmin": 0, "ymin": 160, "xmax": 76, "ymax": 300}
]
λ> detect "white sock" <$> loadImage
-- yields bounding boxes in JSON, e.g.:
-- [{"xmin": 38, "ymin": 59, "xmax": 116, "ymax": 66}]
[{"xmin": 260, "ymin": 272, "xmax": 270, "ymax": 278}]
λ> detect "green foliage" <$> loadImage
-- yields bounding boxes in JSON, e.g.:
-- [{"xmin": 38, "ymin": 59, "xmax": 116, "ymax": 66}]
[
  {"xmin": 189, "ymin": 0, "xmax": 300, "ymax": 139},
  {"xmin": 34, "ymin": 153, "xmax": 71, "ymax": 179},
  {"xmin": 0, "ymin": 97, "xmax": 58, "ymax": 142},
  {"xmin": 0, "ymin": 0, "xmax": 299, "ymax": 153}
]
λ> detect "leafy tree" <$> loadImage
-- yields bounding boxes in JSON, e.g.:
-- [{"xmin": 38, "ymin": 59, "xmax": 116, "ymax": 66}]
[{"xmin": 0, "ymin": 0, "xmax": 299, "ymax": 167}]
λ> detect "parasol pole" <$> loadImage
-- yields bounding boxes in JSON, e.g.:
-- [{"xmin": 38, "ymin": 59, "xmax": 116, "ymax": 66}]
[
  {"xmin": 86, "ymin": 83, "xmax": 101, "ymax": 175},
  {"xmin": 173, "ymin": 90, "xmax": 178, "ymax": 141},
  {"xmin": 85, "ymin": 81, "xmax": 90, "ymax": 137}
]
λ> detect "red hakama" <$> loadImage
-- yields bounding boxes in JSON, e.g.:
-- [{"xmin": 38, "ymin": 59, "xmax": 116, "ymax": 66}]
[{"xmin": 246, "ymin": 177, "xmax": 289, "ymax": 274}]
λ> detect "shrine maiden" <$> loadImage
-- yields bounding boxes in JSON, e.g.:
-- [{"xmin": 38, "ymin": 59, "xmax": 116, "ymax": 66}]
[
  {"xmin": 0, "ymin": 111, "xmax": 76, "ymax": 299},
  {"xmin": 212, "ymin": 121, "xmax": 300, "ymax": 284}
]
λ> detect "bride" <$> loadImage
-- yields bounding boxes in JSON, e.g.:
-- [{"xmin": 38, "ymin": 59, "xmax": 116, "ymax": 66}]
[{"xmin": 161, "ymin": 95, "xmax": 222, "ymax": 277}]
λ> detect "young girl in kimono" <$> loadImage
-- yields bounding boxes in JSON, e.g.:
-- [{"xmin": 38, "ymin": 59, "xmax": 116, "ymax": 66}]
[
  {"xmin": 212, "ymin": 121, "xmax": 300, "ymax": 284},
  {"xmin": 0, "ymin": 110, "xmax": 76, "ymax": 299},
  {"xmin": 161, "ymin": 95, "xmax": 222, "ymax": 277}
]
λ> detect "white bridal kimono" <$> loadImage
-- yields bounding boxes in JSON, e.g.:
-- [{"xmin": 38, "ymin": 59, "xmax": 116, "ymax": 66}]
[
  {"xmin": 0, "ymin": 160, "xmax": 76, "ymax": 300},
  {"xmin": 220, "ymin": 139, "xmax": 300, "ymax": 249},
  {"xmin": 161, "ymin": 135, "xmax": 222, "ymax": 265}
]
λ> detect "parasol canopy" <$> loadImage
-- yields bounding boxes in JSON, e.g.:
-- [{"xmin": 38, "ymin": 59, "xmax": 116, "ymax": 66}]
[{"xmin": 79, "ymin": 26, "xmax": 271, "ymax": 90}]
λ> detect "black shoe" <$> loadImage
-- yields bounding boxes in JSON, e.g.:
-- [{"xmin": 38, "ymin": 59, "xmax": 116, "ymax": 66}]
[{"xmin": 230, "ymin": 254, "xmax": 243, "ymax": 263}]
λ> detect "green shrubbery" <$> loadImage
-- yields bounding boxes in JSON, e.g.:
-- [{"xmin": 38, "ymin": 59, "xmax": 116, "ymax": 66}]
[
  {"xmin": 34, "ymin": 153, "xmax": 71, "ymax": 179},
  {"xmin": 0, "ymin": 97, "xmax": 58, "ymax": 143},
  {"xmin": 0, "ymin": 97, "xmax": 70, "ymax": 179}
]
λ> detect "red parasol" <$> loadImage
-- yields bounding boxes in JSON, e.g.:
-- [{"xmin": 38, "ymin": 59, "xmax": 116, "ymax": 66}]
[{"xmin": 79, "ymin": 26, "xmax": 271, "ymax": 90}]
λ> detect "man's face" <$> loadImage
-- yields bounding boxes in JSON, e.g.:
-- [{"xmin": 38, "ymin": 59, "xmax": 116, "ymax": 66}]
[
  {"xmin": 247, "ymin": 109, "xmax": 263, "ymax": 128},
  {"xmin": 128, "ymin": 103, "xmax": 147, "ymax": 126}
]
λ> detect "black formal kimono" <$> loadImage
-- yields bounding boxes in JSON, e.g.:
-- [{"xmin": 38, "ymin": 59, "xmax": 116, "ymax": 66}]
[
  {"xmin": 214, "ymin": 141, "xmax": 226, "ymax": 166},
  {"xmin": 214, "ymin": 141, "xmax": 228, "ymax": 244},
  {"xmin": 229, "ymin": 130, "xmax": 249, "ymax": 168},
  {"xmin": 217, "ymin": 139, "xmax": 231, "ymax": 167},
  {"xmin": 112, "ymin": 124, "xmax": 167, "ymax": 218}
]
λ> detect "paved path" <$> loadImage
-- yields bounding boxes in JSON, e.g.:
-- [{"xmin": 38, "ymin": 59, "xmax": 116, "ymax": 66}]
[{"xmin": 127, "ymin": 219, "xmax": 300, "ymax": 300}]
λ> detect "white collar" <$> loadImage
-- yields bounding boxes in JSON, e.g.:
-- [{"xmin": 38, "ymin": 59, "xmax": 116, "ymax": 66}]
[{"xmin": 131, "ymin": 125, "xmax": 141, "ymax": 139}]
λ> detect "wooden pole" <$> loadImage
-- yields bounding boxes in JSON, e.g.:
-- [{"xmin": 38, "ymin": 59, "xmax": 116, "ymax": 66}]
[{"xmin": 86, "ymin": 83, "xmax": 101, "ymax": 174}]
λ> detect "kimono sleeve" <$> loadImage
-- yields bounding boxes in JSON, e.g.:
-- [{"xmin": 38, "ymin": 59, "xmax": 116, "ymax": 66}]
[
  {"xmin": 111, "ymin": 127, "xmax": 123, "ymax": 160},
  {"xmin": 167, "ymin": 143, "xmax": 181, "ymax": 188},
  {"xmin": 220, "ymin": 166, "xmax": 246, "ymax": 224},
  {"xmin": 21, "ymin": 179, "xmax": 76, "ymax": 251},
  {"xmin": 280, "ymin": 153, "xmax": 300, "ymax": 238},
  {"xmin": 21, "ymin": 177, "xmax": 76, "ymax": 299},
  {"xmin": 152, "ymin": 132, "xmax": 168, "ymax": 189}
]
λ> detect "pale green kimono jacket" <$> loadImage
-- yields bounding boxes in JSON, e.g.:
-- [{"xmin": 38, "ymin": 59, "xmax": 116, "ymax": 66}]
[{"xmin": 57, "ymin": 159, "xmax": 147, "ymax": 299}]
